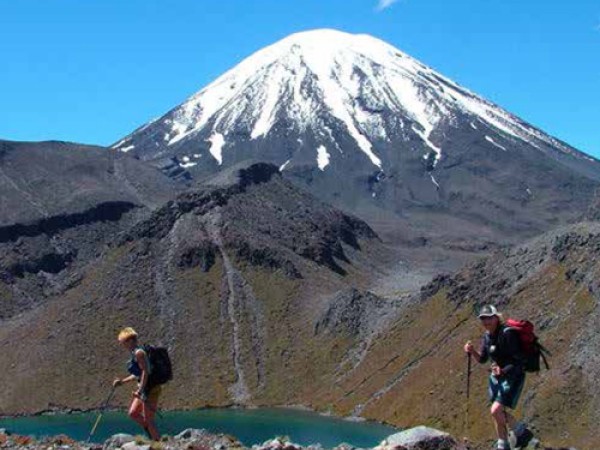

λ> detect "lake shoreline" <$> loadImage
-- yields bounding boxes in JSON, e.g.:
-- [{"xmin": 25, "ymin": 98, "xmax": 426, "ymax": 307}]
[
  {"xmin": 0, "ymin": 404, "xmax": 382, "ymax": 427},
  {"xmin": 0, "ymin": 406, "xmax": 399, "ymax": 449},
  {"xmin": 0, "ymin": 425, "xmax": 480, "ymax": 450}
]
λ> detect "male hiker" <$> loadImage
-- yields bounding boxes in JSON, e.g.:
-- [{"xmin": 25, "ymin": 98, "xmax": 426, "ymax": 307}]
[
  {"xmin": 464, "ymin": 305, "xmax": 534, "ymax": 450},
  {"xmin": 113, "ymin": 327, "xmax": 161, "ymax": 441}
]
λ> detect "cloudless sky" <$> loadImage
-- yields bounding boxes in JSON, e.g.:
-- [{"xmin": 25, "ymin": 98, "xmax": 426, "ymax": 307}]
[{"xmin": 1, "ymin": 0, "xmax": 599, "ymax": 156}]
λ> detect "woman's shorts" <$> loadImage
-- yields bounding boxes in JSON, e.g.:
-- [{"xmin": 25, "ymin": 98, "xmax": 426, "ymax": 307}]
[
  {"xmin": 488, "ymin": 373, "xmax": 525, "ymax": 409},
  {"xmin": 146, "ymin": 385, "xmax": 162, "ymax": 404}
]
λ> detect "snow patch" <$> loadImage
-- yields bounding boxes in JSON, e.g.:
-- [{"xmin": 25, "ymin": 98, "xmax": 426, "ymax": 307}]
[
  {"xmin": 430, "ymin": 174, "xmax": 440, "ymax": 189},
  {"xmin": 180, "ymin": 161, "xmax": 197, "ymax": 168},
  {"xmin": 279, "ymin": 159, "xmax": 291, "ymax": 171},
  {"xmin": 485, "ymin": 135, "xmax": 507, "ymax": 151},
  {"xmin": 317, "ymin": 145, "xmax": 330, "ymax": 171},
  {"xmin": 168, "ymin": 121, "xmax": 191, "ymax": 146},
  {"xmin": 250, "ymin": 63, "xmax": 286, "ymax": 139},
  {"xmin": 120, "ymin": 145, "xmax": 135, "ymax": 153},
  {"xmin": 208, "ymin": 133, "xmax": 225, "ymax": 165}
]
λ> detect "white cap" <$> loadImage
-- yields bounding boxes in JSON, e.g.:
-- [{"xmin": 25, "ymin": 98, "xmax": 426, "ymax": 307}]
[{"xmin": 478, "ymin": 304, "xmax": 500, "ymax": 318}]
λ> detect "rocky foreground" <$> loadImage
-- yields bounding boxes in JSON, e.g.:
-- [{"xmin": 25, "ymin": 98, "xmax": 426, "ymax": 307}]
[{"xmin": 0, "ymin": 427, "xmax": 576, "ymax": 450}]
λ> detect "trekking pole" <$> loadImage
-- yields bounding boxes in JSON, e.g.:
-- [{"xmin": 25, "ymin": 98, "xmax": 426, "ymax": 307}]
[
  {"xmin": 88, "ymin": 385, "xmax": 117, "ymax": 443},
  {"xmin": 464, "ymin": 352, "xmax": 472, "ymax": 434}
]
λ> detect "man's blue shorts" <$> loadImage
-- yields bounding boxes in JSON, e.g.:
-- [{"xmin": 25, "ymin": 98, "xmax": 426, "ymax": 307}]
[{"xmin": 488, "ymin": 373, "xmax": 525, "ymax": 409}]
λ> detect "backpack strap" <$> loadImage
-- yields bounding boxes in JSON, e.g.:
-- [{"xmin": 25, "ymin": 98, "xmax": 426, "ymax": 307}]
[
  {"xmin": 500, "ymin": 326, "xmax": 518, "ymax": 343},
  {"xmin": 537, "ymin": 341, "xmax": 552, "ymax": 356},
  {"xmin": 133, "ymin": 345, "xmax": 152, "ymax": 374},
  {"xmin": 536, "ymin": 341, "xmax": 551, "ymax": 369},
  {"xmin": 540, "ymin": 349, "xmax": 550, "ymax": 370},
  {"xmin": 501, "ymin": 325, "xmax": 518, "ymax": 337}
]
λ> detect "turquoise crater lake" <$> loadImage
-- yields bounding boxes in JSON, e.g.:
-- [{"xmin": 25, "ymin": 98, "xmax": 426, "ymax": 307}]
[{"xmin": 0, "ymin": 408, "xmax": 398, "ymax": 448}]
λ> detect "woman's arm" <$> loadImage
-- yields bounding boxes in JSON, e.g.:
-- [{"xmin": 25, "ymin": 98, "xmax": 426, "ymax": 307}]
[
  {"xmin": 135, "ymin": 349, "xmax": 150, "ymax": 398},
  {"xmin": 113, "ymin": 374, "xmax": 137, "ymax": 386}
]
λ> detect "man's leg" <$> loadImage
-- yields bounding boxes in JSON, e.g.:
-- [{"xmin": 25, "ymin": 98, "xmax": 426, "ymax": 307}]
[
  {"xmin": 504, "ymin": 410, "xmax": 516, "ymax": 429},
  {"xmin": 505, "ymin": 411, "xmax": 527, "ymax": 436},
  {"xmin": 491, "ymin": 401, "xmax": 510, "ymax": 449},
  {"xmin": 502, "ymin": 375, "xmax": 532, "ymax": 448}
]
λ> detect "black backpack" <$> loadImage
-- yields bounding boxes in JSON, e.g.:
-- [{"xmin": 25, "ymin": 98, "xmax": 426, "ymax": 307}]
[{"xmin": 144, "ymin": 345, "xmax": 173, "ymax": 386}]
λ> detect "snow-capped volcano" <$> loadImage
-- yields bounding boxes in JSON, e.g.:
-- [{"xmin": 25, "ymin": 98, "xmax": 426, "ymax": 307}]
[
  {"xmin": 114, "ymin": 29, "xmax": 589, "ymax": 171},
  {"xmin": 114, "ymin": 29, "xmax": 600, "ymax": 243}
]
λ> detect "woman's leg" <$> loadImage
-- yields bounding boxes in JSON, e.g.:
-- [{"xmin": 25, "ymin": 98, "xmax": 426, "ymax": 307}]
[
  {"xmin": 128, "ymin": 398, "xmax": 146, "ymax": 428},
  {"xmin": 143, "ymin": 396, "xmax": 160, "ymax": 441}
]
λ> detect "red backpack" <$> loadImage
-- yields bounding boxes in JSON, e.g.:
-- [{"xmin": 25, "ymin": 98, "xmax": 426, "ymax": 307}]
[{"xmin": 505, "ymin": 319, "xmax": 550, "ymax": 372}]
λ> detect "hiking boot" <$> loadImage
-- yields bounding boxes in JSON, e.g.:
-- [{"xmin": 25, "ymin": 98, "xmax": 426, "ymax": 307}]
[
  {"xmin": 514, "ymin": 428, "xmax": 534, "ymax": 449},
  {"xmin": 495, "ymin": 440, "xmax": 512, "ymax": 450},
  {"xmin": 508, "ymin": 430, "xmax": 517, "ymax": 449}
]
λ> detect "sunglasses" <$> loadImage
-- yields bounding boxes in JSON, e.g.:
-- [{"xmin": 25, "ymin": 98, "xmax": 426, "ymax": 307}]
[{"xmin": 479, "ymin": 315, "xmax": 496, "ymax": 321}]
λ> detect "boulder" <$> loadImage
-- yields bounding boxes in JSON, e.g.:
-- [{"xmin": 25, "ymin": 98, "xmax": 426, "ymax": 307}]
[
  {"xmin": 45, "ymin": 433, "xmax": 77, "ymax": 446},
  {"xmin": 102, "ymin": 433, "xmax": 136, "ymax": 449},
  {"xmin": 331, "ymin": 445, "xmax": 354, "ymax": 450},
  {"xmin": 175, "ymin": 429, "xmax": 210, "ymax": 440},
  {"xmin": 254, "ymin": 437, "xmax": 302, "ymax": 450},
  {"xmin": 377, "ymin": 427, "xmax": 465, "ymax": 450},
  {"xmin": 11, "ymin": 434, "xmax": 33, "ymax": 446},
  {"xmin": 121, "ymin": 442, "xmax": 151, "ymax": 450}
]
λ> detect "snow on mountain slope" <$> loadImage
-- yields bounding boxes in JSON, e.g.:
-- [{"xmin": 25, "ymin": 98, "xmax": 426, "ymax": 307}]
[{"xmin": 114, "ymin": 29, "xmax": 592, "ymax": 171}]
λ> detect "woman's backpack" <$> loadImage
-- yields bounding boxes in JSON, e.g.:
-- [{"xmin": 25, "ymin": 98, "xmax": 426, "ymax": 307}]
[
  {"xmin": 144, "ymin": 345, "xmax": 173, "ymax": 385},
  {"xmin": 505, "ymin": 319, "xmax": 551, "ymax": 372}
]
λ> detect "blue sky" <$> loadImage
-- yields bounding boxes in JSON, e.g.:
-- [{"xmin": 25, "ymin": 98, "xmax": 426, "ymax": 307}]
[{"xmin": 1, "ymin": 0, "xmax": 599, "ymax": 156}]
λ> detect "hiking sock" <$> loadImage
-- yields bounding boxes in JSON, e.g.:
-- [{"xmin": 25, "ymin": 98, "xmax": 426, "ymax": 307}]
[{"xmin": 497, "ymin": 439, "xmax": 510, "ymax": 450}]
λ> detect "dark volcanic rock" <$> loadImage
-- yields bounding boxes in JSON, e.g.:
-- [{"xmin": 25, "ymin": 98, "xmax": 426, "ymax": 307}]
[
  {"xmin": 177, "ymin": 242, "xmax": 218, "ymax": 273},
  {"xmin": 122, "ymin": 163, "xmax": 379, "ymax": 276},
  {"xmin": 315, "ymin": 288, "xmax": 400, "ymax": 337},
  {"xmin": 0, "ymin": 201, "xmax": 138, "ymax": 244}
]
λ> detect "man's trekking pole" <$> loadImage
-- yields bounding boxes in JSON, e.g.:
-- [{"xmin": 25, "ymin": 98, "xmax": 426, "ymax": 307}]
[
  {"xmin": 465, "ymin": 352, "xmax": 472, "ymax": 434},
  {"xmin": 88, "ymin": 385, "xmax": 117, "ymax": 443}
]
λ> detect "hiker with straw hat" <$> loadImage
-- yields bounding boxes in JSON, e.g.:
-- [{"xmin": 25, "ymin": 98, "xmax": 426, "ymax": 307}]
[{"xmin": 464, "ymin": 305, "xmax": 534, "ymax": 450}]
